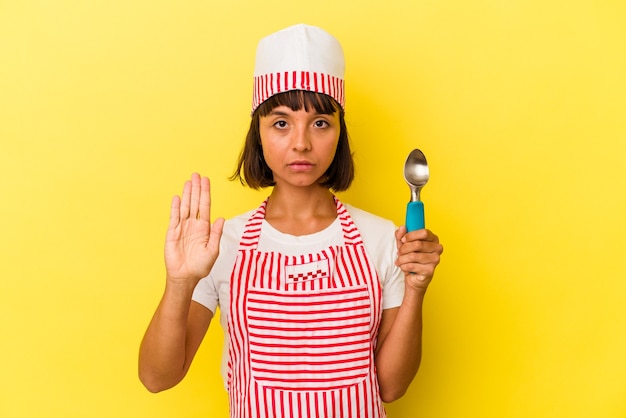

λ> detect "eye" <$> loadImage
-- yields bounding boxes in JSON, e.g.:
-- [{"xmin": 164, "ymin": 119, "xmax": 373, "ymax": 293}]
[
  {"xmin": 273, "ymin": 120, "xmax": 288, "ymax": 129},
  {"xmin": 314, "ymin": 119, "xmax": 330, "ymax": 128}
]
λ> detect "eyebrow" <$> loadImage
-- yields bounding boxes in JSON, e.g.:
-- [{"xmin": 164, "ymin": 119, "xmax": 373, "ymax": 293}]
[
  {"xmin": 267, "ymin": 109, "xmax": 335, "ymax": 118},
  {"xmin": 267, "ymin": 109, "xmax": 290, "ymax": 117}
]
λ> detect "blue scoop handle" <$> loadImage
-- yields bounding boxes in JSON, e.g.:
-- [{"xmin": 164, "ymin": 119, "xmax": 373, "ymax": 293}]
[{"xmin": 406, "ymin": 201, "xmax": 425, "ymax": 232}]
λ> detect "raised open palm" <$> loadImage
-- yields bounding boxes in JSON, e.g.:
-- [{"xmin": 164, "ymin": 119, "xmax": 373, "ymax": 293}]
[{"xmin": 164, "ymin": 173, "xmax": 224, "ymax": 284}]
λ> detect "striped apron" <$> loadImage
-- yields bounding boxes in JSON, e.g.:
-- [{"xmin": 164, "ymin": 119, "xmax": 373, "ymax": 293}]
[{"xmin": 227, "ymin": 198, "xmax": 385, "ymax": 418}]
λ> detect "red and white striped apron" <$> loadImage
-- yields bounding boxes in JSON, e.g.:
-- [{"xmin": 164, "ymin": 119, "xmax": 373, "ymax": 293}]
[{"xmin": 227, "ymin": 198, "xmax": 386, "ymax": 418}]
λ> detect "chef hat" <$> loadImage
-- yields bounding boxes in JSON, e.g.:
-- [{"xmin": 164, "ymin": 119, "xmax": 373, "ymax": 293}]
[{"xmin": 252, "ymin": 24, "xmax": 345, "ymax": 113}]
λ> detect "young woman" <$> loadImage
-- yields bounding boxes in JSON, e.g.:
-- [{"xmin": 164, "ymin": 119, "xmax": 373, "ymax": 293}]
[{"xmin": 139, "ymin": 24, "xmax": 443, "ymax": 417}]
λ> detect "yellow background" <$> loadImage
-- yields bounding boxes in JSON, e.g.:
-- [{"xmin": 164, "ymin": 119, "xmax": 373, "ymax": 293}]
[{"xmin": 1, "ymin": 0, "xmax": 625, "ymax": 417}]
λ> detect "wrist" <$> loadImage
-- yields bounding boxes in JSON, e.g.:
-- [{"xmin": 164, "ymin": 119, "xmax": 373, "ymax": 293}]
[
  {"xmin": 402, "ymin": 283, "xmax": 427, "ymax": 304},
  {"xmin": 164, "ymin": 276, "xmax": 199, "ymax": 298}
]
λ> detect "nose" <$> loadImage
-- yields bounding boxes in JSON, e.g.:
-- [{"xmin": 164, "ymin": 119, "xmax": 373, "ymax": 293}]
[{"xmin": 291, "ymin": 126, "xmax": 311, "ymax": 151}]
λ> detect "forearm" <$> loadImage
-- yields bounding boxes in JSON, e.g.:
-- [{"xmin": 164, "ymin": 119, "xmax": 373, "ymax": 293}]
[
  {"xmin": 138, "ymin": 280, "xmax": 199, "ymax": 392},
  {"xmin": 375, "ymin": 286, "xmax": 426, "ymax": 402}
]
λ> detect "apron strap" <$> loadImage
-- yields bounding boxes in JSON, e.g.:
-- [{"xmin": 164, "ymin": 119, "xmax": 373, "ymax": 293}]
[
  {"xmin": 236, "ymin": 200, "xmax": 268, "ymax": 251},
  {"xmin": 335, "ymin": 197, "xmax": 364, "ymax": 246},
  {"xmin": 237, "ymin": 197, "xmax": 363, "ymax": 251}
]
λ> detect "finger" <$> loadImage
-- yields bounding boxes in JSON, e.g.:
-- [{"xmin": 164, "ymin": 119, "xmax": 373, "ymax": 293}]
[
  {"xmin": 403, "ymin": 228, "xmax": 428, "ymax": 242},
  {"xmin": 420, "ymin": 229, "xmax": 440, "ymax": 243},
  {"xmin": 396, "ymin": 250, "xmax": 439, "ymax": 266},
  {"xmin": 189, "ymin": 173, "xmax": 202, "ymax": 219},
  {"xmin": 198, "ymin": 176, "xmax": 211, "ymax": 221},
  {"xmin": 407, "ymin": 270, "xmax": 434, "ymax": 288},
  {"xmin": 397, "ymin": 239, "xmax": 425, "ymax": 256},
  {"xmin": 395, "ymin": 226, "xmax": 407, "ymax": 250},
  {"xmin": 401, "ymin": 239, "xmax": 442, "ymax": 254},
  {"xmin": 404, "ymin": 230, "xmax": 441, "ymax": 248},
  {"xmin": 208, "ymin": 217, "xmax": 225, "ymax": 252},
  {"xmin": 410, "ymin": 266, "xmax": 435, "ymax": 282},
  {"xmin": 179, "ymin": 180, "xmax": 192, "ymax": 219},
  {"xmin": 396, "ymin": 238, "xmax": 442, "ymax": 262},
  {"xmin": 396, "ymin": 258, "xmax": 438, "ymax": 278},
  {"xmin": 168, "ymin": 195, "xmax": 181, "ymax": 229}
]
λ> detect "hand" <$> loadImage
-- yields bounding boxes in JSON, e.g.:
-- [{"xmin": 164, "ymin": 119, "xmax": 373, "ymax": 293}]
[
  {"xmin": 395, "ymin": 226, "xmax": 443, "ymax": 291},
  {"xmin": 164, "ymin": 173, "xmax": 224, "ymax": 285}
]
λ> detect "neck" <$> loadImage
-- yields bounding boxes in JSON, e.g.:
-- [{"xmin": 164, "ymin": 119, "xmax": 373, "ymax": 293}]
[{"xmin": 264, "ymin": 185, "xmax": 337, "ymax": 236}]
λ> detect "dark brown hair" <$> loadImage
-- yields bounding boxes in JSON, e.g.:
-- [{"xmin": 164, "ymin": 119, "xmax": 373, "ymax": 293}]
[{"xmin": 230, "ymin": 90, "xmax": 354, "ymax": 191}]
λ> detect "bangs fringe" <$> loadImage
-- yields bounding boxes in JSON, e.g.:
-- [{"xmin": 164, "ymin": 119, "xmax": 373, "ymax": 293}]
[{"xmin": 257, "ymin": 90, "xmax": 340, "ymax": 117}]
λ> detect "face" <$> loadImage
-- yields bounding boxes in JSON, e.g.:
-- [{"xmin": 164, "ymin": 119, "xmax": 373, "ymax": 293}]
[{"xmin": 259, "ymin": 105, "xmax": 340, "ymax": 189}]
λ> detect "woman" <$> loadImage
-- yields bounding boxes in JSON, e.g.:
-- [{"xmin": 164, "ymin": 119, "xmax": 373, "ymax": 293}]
[{"xmin": 139, "ymin": 24, "xmax": 443, "ymax": 417}]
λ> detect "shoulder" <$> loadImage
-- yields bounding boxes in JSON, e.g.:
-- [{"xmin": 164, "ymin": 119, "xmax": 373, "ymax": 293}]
[
  {"xmin": 342, "ymin": 203, "xmax": 398, "ymax": 261},
  {"xmin": 210, "ymin": 209, "xmax": 255, "ymax": 270},
  {"xmin": 200, "ymin": 208, "xmax": 255, "ymax": 294},
  {"xmin": 221, "ymin": 209, "xmax": 254, "ymax": 244},
  {"xmin": 343, "ymin": 203, "xmax": 397, "ymax": 236}
]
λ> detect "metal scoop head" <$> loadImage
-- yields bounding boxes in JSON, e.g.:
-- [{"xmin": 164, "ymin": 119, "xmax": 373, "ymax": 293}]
[{"xmin": 404, "ymin": 148, "xmax": 430, "ymax": 202}]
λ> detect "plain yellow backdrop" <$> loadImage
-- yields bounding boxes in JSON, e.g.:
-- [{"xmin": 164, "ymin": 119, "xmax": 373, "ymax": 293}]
[{"xmin": 1, "ymin": 0, "xmax": 625, "ymax": 417}]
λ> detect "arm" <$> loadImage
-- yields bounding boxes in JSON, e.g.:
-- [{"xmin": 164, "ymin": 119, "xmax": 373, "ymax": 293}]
[
  {"xmin": 138, "ymin": 174, "xmax": 224, "ymax": 392},
  {"xmin": 374, "ymin": 226, "xmax": 443, "ymax": 403}
]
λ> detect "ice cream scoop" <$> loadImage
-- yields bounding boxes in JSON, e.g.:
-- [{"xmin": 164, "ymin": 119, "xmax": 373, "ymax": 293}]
[{"xmin": 403, "ymin": 149, "xmax": 430, "ymax": 231}]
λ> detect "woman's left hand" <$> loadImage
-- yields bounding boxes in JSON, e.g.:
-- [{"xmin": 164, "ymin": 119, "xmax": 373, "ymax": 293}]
[{"xmin": 395, "ymin": 226, "xmax": 443, "ymax": 291}]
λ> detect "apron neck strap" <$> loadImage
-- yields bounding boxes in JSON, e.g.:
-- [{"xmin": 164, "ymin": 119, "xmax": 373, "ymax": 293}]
[{"xmin": 238, "ymin": 196, "xmax": 363, "ymax": 250}]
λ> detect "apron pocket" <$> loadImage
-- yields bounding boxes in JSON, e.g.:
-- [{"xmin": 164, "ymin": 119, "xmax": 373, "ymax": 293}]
[{"xmin": 246, "ymin": 285, "xmax": 372, "ymax": 392}]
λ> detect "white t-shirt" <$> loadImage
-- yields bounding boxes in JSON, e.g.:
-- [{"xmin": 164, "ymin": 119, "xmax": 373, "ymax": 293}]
[{"xmin": 192, "ymin": 203, "xmax": 405, "ymax": 386}]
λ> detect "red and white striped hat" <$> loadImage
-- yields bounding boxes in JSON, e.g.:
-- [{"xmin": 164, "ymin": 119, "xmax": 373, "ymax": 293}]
[{"xmin": 252, "ymin": 24, "xmax": 345, "ymax": 113}]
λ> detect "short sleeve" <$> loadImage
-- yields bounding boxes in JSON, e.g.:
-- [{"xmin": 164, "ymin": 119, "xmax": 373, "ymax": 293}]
[{"xmin": 192, "ymin": 274, "xmax": 219, "ymax": 314}]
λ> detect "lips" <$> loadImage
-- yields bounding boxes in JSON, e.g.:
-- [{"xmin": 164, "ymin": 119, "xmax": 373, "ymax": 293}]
[{"xmin": 287, "ymin": 160, "xmax": 315, "ymax": 171}]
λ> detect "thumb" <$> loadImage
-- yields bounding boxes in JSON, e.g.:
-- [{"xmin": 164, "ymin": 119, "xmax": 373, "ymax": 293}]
[
  {"xmin": 395, "ymin": 225, "xmax": 407, "ymax": 250},
  {"xmin": 209, "ymin": 218, "xmax": 225, "ymax": 251}
]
